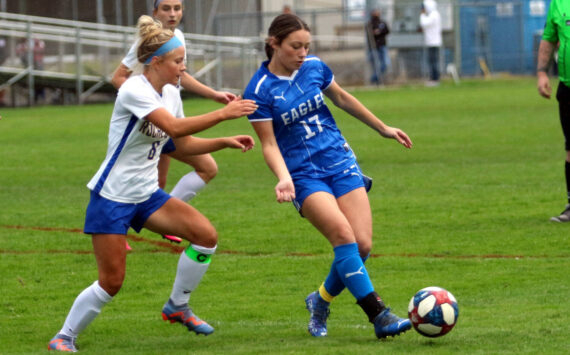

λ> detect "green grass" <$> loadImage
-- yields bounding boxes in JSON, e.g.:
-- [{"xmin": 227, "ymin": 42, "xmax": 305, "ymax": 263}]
[{"xmin": 0, "ymin": 77, "xmax": 568, "ymax": 354}]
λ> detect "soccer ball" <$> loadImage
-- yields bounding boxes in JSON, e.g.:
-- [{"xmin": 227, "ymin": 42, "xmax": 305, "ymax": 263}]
[{"xmin": 408, "ymin": 286, "xmax": 459, "ymax": 337}]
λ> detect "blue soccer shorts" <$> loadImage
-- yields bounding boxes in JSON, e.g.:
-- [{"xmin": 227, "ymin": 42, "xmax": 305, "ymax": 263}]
[
  {"xmin": 162, "ymin": 138, "xmax": 177, "ymax": 154},
  {"xmin": 84, "ymin": 189, "xmax": 171, "ymax": 235},
  {"xmin": 292, "ymin": 163, "xmax": 366, "ymax": 213}
]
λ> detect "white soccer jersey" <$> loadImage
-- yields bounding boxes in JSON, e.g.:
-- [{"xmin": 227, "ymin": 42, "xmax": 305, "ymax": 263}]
[
  {"xmin": 87, "ymin": 75, "xmax": 184, "ymax": 203},
  {"xmin": 122, "ymin": 28, "xmax": 186, "ymax": 69}
]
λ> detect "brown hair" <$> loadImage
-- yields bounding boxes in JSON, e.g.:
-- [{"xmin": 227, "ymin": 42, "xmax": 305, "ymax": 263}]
[
  {"xmin": 136, "ymin": 15, "xmax": 175, "ymax": 64},
  {"xmin": 265, "ymin": 14, "xmax": 310, "ymax": 60}
]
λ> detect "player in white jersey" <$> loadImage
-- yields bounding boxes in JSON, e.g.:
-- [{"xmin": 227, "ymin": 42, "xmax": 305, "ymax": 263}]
[
  {"xmin": 112, "ymin": 0, "xmax": 235, "ymax": 244},
  {"xmin": 244, "ymin": 14, "xmax": 412, "ymax": 340},
  {"xmin": 48, "ymin": 16, "xmax": 257, "ymax": 353}
]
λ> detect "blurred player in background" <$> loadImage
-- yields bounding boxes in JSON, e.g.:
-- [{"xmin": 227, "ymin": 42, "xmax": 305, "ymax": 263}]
[
  {"xmin": 419, "ymin": 0, "xmax": 442, "ymax": 86},
  {"xmin": 48, "ymin": 15, "xmax": 257, "ymax": 352},
  {"xmin": 537, "ymin": 0, "xmax": 570, "ymax": 222},
  {"xmin": 112, "ymin": 0, "xmax": 237, "ymax": 244},
  {"xmin": 244, "ymin": 13, "xmax": 413, "ymax": 339}
]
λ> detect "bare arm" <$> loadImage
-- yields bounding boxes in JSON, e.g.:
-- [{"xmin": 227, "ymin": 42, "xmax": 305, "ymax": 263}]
[
  {"xmin": 251, "ymin": 121, "xmax": 296, "ymax": 203},
  {"xmin": 171, "ymin": 135, "xmax": 254, "ymax": 156},
  {"xmin": 146, "ymin": 98, "xmax": 258, "ymax": 138},
  {"xmin": 323, "ymin": 81, "xmax": 412, "ymax": 148},
  {"xmin": 537, "ymin": 40, "xmax": 557, "ymax": 99},
  {"xmin": 111, "ymin": 63, "xmax": 132, "ymax": 90},
  {"xmin": 180, "ymin": 72, "xmax": 237, "ymax": 104}
]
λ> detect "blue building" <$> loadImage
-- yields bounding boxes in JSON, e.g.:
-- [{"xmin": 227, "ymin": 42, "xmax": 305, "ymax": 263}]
[{"xmin": 459, "ymin": 0, "xmax": 551, "ymax": 75}]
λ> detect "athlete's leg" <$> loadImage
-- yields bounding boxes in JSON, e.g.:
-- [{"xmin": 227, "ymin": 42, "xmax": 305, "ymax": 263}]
[
  {"xmin": 318, "ymin": 188, "xmax": 372, "ymax": 302},
  {"xmin": 168, "ymin": 152, "xmax": 218, "ymax": 202},
  {"xmin": 143, "ymin": 198, "xmax": 217, "ymax": 334},
  {"xmin": 302, "ymin": 191, "xmax": 410, "ymax": 338},
  {"xmin": 157, "ymin": 154, "xmax": 171, "ymax": 189},
  {"xmin": 553, "ymin": 83, "xmax": 570, "ymax": 222},
  {"xmin": 53, "ymin": 234, "xmax": 124, "ymax": 345}
]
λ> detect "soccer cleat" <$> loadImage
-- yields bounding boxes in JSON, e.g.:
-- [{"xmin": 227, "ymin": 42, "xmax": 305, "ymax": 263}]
[
  {"xmin": 305, "ymin": 291, "xmax": 330, "ymax": 337},
  {"xmin": 161, "ymin": 299, "xmax": 214, "ymax": 335},
  {"xmin": 48, "ymin": 334, "xmax": 77, "ymax": 353},
  {"xmin": 550, "ymin": 204, "xmax": 570, "ymax": 222},
  {"xmin": 161, "ymin": 234, "xmax": 183, "ymax": 244},
  {"xmin": 373, "ymin": 308, "xmax": 412, "ymax": 339}
]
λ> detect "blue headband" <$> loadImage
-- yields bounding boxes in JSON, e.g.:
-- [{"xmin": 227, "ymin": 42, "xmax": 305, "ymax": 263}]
[
  {"xmin": 144, "ymin": 36, "xmax": 184, "ymax": 64},
  {"xmin": 153, "ymin": 0, "xmax": 164, "ymax": 9}
]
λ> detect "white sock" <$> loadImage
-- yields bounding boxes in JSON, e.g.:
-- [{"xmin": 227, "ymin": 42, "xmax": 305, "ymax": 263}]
[
  {"xmin": 170, "ymin": 171, "xmax": 206, "ymax": 202},
  {"xmin": 59, "ymin": 281, "xmax": 113, "ymax": 338},
  {"xmin": 169, "ymin": 244, "xmax": 216, "ymax": 306}
]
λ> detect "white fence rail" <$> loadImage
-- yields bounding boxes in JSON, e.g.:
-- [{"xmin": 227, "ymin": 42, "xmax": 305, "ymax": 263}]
[{"xmin": 0, "ymin": 12, "xmax": 261, "ymax": 106}]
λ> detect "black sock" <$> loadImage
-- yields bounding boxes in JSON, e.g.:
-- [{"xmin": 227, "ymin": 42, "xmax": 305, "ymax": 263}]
[
  {"xmin": 356, "ymin": 291, "xmax": 386, "ymax": 323},
  {"xmin": 566, "ymin": 161, "xmax": 570, "ymax": 204}
]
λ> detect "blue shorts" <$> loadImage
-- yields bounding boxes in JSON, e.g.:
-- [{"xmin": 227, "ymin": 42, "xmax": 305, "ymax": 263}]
[
  {"xmin": 84, "ymin": 189, "xmax": 171, "ymax": 235},
  {"xmin": 162, "ymin": 138, "xmax": 176, "ymax": 154},
  {"xmin": 292, "ymin": 163, "xmax": 366, "ymax": 213}
]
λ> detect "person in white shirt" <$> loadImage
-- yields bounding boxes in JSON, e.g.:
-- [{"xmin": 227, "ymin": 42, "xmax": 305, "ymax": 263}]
[
  {"xmin": 419, "ymin": 0, "xmax": 442, "ymax": 85},
  {"xmin": 48, "ymin": 15, "xmax": 257, "ymax": 353},
  {"xmin": 112, "ymin": 0, "xmax": 236, "ymax": 244}
]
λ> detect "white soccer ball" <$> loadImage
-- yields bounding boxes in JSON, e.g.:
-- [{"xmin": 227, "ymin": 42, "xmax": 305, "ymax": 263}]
[{"xmin": 408, "ymin": 286, "xmax": 459, "ymax": 337}]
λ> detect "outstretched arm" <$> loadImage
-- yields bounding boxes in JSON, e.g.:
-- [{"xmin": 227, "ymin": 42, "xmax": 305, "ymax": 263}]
[
  {"xmin": 323, "ymin": 81, "xmax": 412, "ymax": 148},
  {"xmin": 111, "ymin": 63, "xmax": 132, "ymax": 89},
  {"xmin": 251, "ymin": 121, "xmax": 296, "ymax": 203},
  {"xmin": 180, "ymin": 72, "xmax": 237, "ymax": 104},
  {"xmin": 171, "ymin": 135, "xmax": 254, "ymax": 156},
  {"xmin": 146, "ymin": 98, "xmax": 258, "ymax": 138},
  {"xmin": 537, "ymin": 40, "xmax": 556, "ymax": 99}
]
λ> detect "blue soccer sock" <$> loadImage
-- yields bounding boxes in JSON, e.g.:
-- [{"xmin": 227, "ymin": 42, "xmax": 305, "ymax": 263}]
[
  {"xmin": 331, "ymin": 243, "xmax": 374, "ymax": 301},
  {"xmin": 322, "ymin": 252, "xmax": 369, "ymax": 301}
]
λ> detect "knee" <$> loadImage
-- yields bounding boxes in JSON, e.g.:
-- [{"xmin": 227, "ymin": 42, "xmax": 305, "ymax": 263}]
[
  {"xmin": 98, "ymin": 273, "xmax": 125, "ymax": 297},
  {"xmin": 195, "ymin": 160, "xmax": 218, "ymax": 183},
  {"xmin": 329, "ymin": 224, "xmax": 356, "ymax": 246},
  {"xmin": 181, "ymin": 221, "xmax": 218, "ymax": 248},
  {"xmin": 358, "ymin": 240, "xmax": 372, "ymax": 258}
]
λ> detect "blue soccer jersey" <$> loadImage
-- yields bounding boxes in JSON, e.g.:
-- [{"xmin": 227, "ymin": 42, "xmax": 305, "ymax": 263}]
[{"xmin": 244, "ymin": 56, "xmax": 355, "ymax": 179}]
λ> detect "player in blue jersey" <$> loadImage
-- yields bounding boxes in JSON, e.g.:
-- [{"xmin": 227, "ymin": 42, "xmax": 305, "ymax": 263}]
[
  {"xmin": 244, "ymin": 14, "xmax": 413, "ymax": 339},
  {"xmin": 48, "ymin": 16, "xmax": 257, "ymax": 353}
]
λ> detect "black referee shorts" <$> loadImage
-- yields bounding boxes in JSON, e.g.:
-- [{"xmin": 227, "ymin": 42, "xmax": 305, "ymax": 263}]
[{"xmin": 556, "ymin": 82, "xmax": 570, "ymax": 151}]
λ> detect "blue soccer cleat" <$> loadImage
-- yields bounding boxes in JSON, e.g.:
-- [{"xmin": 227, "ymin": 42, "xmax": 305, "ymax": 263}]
[
  {"xmin": 305, "ymin": 291, "xmax": 330, "ymax": 337},
  {"xmin": 373, "ymin": 308, "xmax": 411, "ymax": 339},
  {"xmin": 48, "ymin": 334, "xmax": 77, "ymax": 353},
  {"xmin": 162, "ymin": 299, "xmax": 214, "ymax": 335}
]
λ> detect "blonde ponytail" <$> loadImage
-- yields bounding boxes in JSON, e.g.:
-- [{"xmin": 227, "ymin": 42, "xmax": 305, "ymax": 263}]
[{"xmin": 136, "ymin": 15, "xmax": 175, "ymax": 65}]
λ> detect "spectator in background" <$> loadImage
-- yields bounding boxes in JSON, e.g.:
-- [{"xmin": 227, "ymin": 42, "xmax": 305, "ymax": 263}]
[
  {"xmin": 15, "ymin": 37, "xmax": 46, "ymax": 102},
  {"xmin": 0, "ymin": 36, "xmax": 7, "ymax": 66},
  {"xmin": 282, "ymin": 5, "xmax": 293, "ymax": 14},
  {"xmin": 16, "ymin": 38, "xmax": 45, "ymax": 70},
  {"xmin": 33, "ymin": 38, "xmax": 45, "ymax": 70},
  {"xmin": 16, "ymin": 38, "xmax": 28, "ymax": 67},
  {"xmin": 366, "ymin": 9, "xmax": 390, "ymax": 85},
  {"xmin": 419, "ymin": 0, "xmax": 442, "ymax": 86}
]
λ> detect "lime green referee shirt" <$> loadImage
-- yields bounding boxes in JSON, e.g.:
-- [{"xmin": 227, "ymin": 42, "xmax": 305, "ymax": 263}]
[{"xmin": 543, "ymin": 0, "xmax": 570, "ymax": 85}]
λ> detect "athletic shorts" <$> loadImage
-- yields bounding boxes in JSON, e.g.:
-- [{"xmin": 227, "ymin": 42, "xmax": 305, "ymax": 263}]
[
  {"xmin": 556, "ymin": 82, "xmax": 570, "ymax": 151},
  {"xmin": 292, "ymin": 163, "xmax": 366, "ymax": 213},
  {"xmin": 162, "ymin": 138, "xmax": 176, "ymax": 155},
  {"xmin": 84, "ymin": 189, "xmax": 171, "ymax": 235}
]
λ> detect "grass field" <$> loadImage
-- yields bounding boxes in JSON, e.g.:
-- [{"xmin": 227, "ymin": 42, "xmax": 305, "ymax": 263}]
[{"xmin": 0, "ymin": 77, "xmax": 568, "ymax": 354}]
